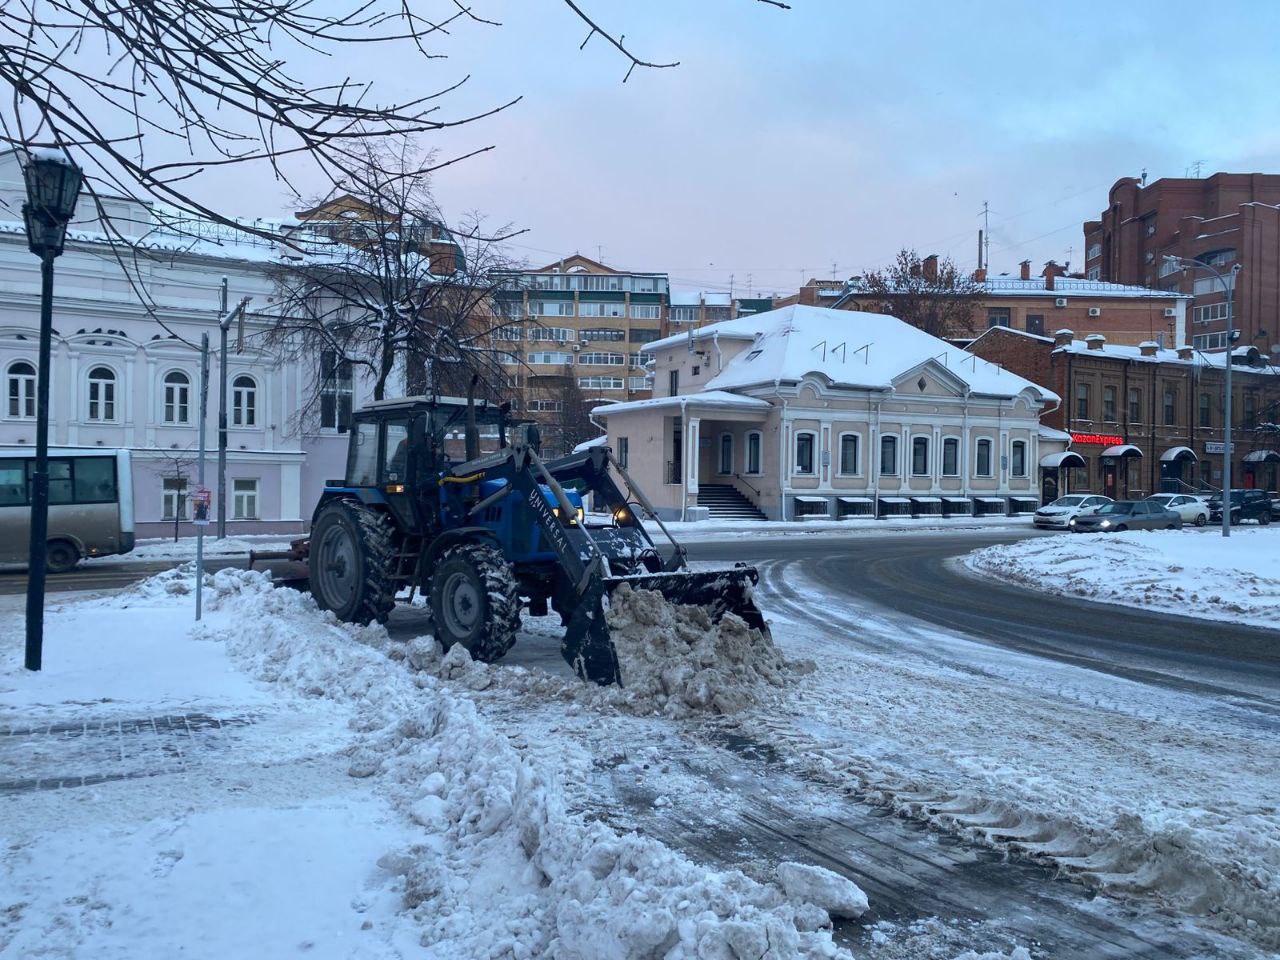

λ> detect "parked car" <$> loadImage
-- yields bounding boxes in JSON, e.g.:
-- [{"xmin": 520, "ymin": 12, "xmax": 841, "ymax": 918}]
[
  {"xmin": 1033, "ymin": 494, "xmax": 1112, "ymax": 529},
  {"xmin": 1144, "ymin": 494, "xmax": 1211, "ymax": 527},
  {"xmin": 1070, "ymin": 500, "xmax": 1183, "ymax": 532},
  {"xmin": 1206, "ymin": 489, "xmax": 1273, "ymax": 525}
]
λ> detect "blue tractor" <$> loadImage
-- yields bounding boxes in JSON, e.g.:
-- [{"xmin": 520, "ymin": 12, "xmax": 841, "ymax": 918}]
[{"xmin": 301, "ymin": 394, "xmax": 767, "ymax": 685}]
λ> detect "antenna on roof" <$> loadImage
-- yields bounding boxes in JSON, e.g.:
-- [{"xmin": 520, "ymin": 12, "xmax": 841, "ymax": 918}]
[
  {"xmin": 853, "ymin": 342, "xmax": 871, "ymax": 364},
  {"xmin": 812, "ymin": 340, "xmax": 827, "ymax": 361},
  {"xmin": 932, "ymin": 350, "xmax": 949, "ymax": 367},
  {"xmin": 832, "ymin": 342, "xmax": 847, "ymax": 362}
]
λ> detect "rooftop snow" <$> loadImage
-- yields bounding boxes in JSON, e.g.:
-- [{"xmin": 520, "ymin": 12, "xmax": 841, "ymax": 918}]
[
  {"xmin": 651, "ymin": 305, "xmax": 1059, "ymax": 402},
  {"xmin": 670, "ymin": 289, "xmax": 732, "ymax": 307},
  {"xmin": 591, "ymin": 391, "xmax": 771, "ymax": 417},
  {"xmin": 1053, "ymin": 338, "xmax": 1280, "ymax": 376}
]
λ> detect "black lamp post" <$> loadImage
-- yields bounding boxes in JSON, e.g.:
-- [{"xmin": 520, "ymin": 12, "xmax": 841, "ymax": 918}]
[{"xmin": 22, "ymin": 149, "xmax": 83, "ymax": 671}]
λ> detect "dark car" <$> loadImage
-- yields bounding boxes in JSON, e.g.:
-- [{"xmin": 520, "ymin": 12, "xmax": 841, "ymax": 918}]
[
  {"xmin": 1070, "ymin": 500, "xmax": 1183, "ymax": 532},
  {"xmin": 1206, "ymin": 489, "xmax": 1273, "ymax": 526}
]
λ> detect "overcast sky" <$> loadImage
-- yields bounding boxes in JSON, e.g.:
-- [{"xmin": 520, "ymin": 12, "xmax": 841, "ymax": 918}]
[{"xmin": 251, "ymin": 0, "xmax": 1280, "ymax": 295}]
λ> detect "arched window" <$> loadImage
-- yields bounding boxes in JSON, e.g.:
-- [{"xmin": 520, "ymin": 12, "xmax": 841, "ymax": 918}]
[
  {"xmin": 163, "ymin": 370, "xmax": 191, "ymax": 424},
  {"xmin": 6, "ymin": 361, "xmax": 36, "ymax": 418},
  {"xmin": 718, "ymin": 433, "xmax": 733, "ymax": 475},
  {"xmin": 232, "ymin": 374, "xmax": 256, "ymax": 427},
  {"xmin": 87, "ymin": 366, "xmax": 116, "ymax": 422},
  {"xmin": 745, "ymin": 431, "xmax": 762, "ymax": 475},
  {"xmin": 1010, "ymin": 440, "xmax": 1027, "ymax": 477},
  {"xmin": 975, "ymin": 438, "xmax": 993, "ymax": 477}
]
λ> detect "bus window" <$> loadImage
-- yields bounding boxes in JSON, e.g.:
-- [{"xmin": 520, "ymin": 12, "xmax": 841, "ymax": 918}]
[
  {"xmin": 0, "ymin": 459, "xmax": 23, "ymax": 506},
  {"xmin": 45, "ymin": 459, "xmax": 73, "ymax": 504},
  {"xmin": 74, "ymin": 457, "xmax": 117, "ymax": 503}
]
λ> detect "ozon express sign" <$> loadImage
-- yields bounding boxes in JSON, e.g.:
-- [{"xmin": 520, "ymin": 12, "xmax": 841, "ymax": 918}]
[{"xmin": 1069, "ymin": 432, "xmax": 1124, "ymax": 447}]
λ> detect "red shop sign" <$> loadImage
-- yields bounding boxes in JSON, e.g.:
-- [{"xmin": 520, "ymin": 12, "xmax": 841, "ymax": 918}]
[{"xmin": 1070, "ymin": 432, "xmax": 1124, "ymax": 446}]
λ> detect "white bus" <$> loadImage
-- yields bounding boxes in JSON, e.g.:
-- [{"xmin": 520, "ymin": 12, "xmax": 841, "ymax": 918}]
[{"xmin": 0, "ymin": 448, "xmax": 135, "ymax": 572}]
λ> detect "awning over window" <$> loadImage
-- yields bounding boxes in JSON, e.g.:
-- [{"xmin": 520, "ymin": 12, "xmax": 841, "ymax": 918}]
[
  {"xmin": 910, "ymin": 496, "xmax": 942, "ymax": 502},
  {"xmin": 837, "ymin": 496, "xmax": 873, "ymax": 503},
  {"xmin": 943, "ymin": 496, "xmax": 971, "ymax": 503},
  {"xmin": 1160, "ymin": 446, "xmax": 1197, "ymax": 462},
  {"xmin": 879, "ymin": 496, "xmax": 910, "ymax": 504},
  {"xmin": 976, "ymin": 496, "xmax": 1005, "ymax": 503},
  {"xmin": 1040, "ymin": 451, "xmax": 1086, "ymax": 469},
  {"xmin": 1243, "ymin": 449, "xmax": 1280, "ymax": 464},
  {"xmin": 794, "ymin": 495, "xmax": 827, "ymax": 503},
  {"xmin": 1100, "ymin": 444, "xmax": 1143, "ymax": 458}
]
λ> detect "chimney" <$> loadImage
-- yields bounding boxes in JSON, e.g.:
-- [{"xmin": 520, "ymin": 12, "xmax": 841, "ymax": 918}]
[
  {"xmin": 973, "ymin": 267, "xmax": 987, "ymax": 283},
  {"xmin": 909, "ymin": 261, "xmax": 922, "ymax": 279},
  {"xmin": 1176, "ymin": 344, "xmax": 1194, "ymax": 361},
  {"xmin": 1019, "ymin": 259, "xmax": 1031, "ymax": 281},
  {"xmin": 1138, "ymin": 340, "xmax": 1159, "ymax": 357},
  {"xmin": 1042, "ymin": 260, "xmax": 1065, "ymax": 291},
  {"xmin": 1085, "ymin": 334, "xmax": 1106, "ymax": 351},
  {"xmin": 922, "ymin": 253, "xmax": 939, "ymax": 282},
  {"xmin": 1053, "ymin": 328, "xmax": 1074, "ymax": 348}
]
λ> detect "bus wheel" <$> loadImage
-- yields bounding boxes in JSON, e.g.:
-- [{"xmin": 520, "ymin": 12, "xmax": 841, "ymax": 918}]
[{"xmin": 45, "ymin": 540, "xmax": 80, "ymax": 574}]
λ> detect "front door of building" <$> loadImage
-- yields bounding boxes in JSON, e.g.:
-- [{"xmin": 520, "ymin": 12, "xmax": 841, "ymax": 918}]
[
  {"xmin": 1041, "ymin": 470, "xmax": 1059, "ymax": 504},
  {"xmin": 1102, "ymin": 458, "xmax": 1118, "ymax": 499}
]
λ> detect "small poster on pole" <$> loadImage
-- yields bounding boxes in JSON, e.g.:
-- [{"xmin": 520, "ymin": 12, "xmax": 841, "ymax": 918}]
[{"xmin": 190, "ymin": 486, "xmax": 212, "ymax": 526}]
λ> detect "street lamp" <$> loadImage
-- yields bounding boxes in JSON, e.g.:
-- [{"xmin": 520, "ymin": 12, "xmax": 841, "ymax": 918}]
[
  {"xmin": 21, "ymin": 148, "xmax": 84, "ymax": 671},
  {"xmin": 1164, "ymin": 255, "xmax": 1243, "ymax": 538}
]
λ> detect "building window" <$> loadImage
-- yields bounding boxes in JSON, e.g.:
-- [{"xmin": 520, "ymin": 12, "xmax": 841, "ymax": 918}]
[
  {"xmin": 794, "ymin": 432, "xmax": 815, "ymax": 474},
  {"xmin": 629, "ymin": 304, "xmax": 661, "ymax": 320},
  {"xmin": 529, "ymin": 326, "xmax": 576, "ymax": 342},
  {"xmin": 527, "ymin": 398, "xmax": 562, "ymax": 413},
  {"xmin": 232, "ymin": 478, "xmax": 259, "ymax": 520},
  {"xmin": 975, "ymin": 438, "xmax": 993, "ymax": 477},
  {"xmin": 7, "ymin": 361, "xmax": 36, "ymax": 418},
  {"xmin": 1103, "ymin": 385, "xmax": 1117, "ymax": 422},
  {"xmin": 942, "ymin": 437, "xmax": 959, "ymax": 476},
  {"xmin": 629, "ymin": 328, "xmax": 661, "ymax": 344},
  {"xmin": 1164, "ymin": 389, "xmax": 1177, "ymax": 425},
  {"xmin": 670, "ymin": 305, "xmax": 700, "ymax": 324},
  {"xmin": 986, "ymin": 308, "xmax": 1011, "ymax": 329},
  {"xmin": 527, "ymin": 351, "xmax": 575, "ymax": 365},
  {"xmin": 577, "ymin": 301, "xmax": 625, "ymax": 319},
  {"xmin": 578, "ymin": 352, "xmax": 626, "ymax": 366},
  {"xmin": 626, "ymin": 376, "xmax": 650, "ymax": 391},
  {"xmin": 1087, "ymin": 243, "xmax": 1101, "ymax": 261},
  {"xmin": 1199, "ymin": 392, "xmax": 1212, "ymax": 428},
  {"xmin": 1011, "ymin": 440, "xmax": 1027, "ymax": 477},
  {"xmin": 86, "ymin": 366, "xmax": 116, "ymax": 422},
  {"xmin": 1086, "ymin": 266, "xmax": 1101, "ymax": 281},
  {"xmin": 577, "ymin": 376, "xmax": 624, "ymax": 390},
  {"xmin": 838, "ymin": 433, "xmax": 859, "ymax": 475},
  {"xmin": 628, "ymin": 351, "xmax": 654, "ymax": 368},
  {"xmin": 320, "ymin": 350, "xmax": 353, "ymax": 432},
  {"xmin": 911, "ymin": 436, "xmax": 929, "ymax": 476},
  {"xmin": 1128, "ymin": 388, "xmax": 1141, "ymax": 422},
  {"xmin": 162, "ymin": 477, "xmax": 187, "ymax": 520},
  {"xmin": 879, "ymin": 434, "xmax": 898, "ymax": 476},
  {"xmin": 579, "ymin": 328, "xmax": 625, "ymax": 342},
  {"xmin": 1193, "ymin": 302, "xmax": 1230, "ymax": 325},
  {"xmin": 231, "ymin": 375, "xmax": 256, "ymax": 427},
  {"xmin": 163, "ymin": 370, "xmax": 191, "ymax": 424},
  {"xmin": 718, "ymin": 434, "xmax": 733, "ymax": 474},
  {"xmin": 1192, "ymin": 331, "xmax": 1228, "ymax": 351},
  {"xmin": 529, "ymin": 300, "xmax": 574, "ymax": 318},
  {"xmin": 1244, "ymin": 393, "xmax": 1257, "ymax": 429},
  {"xmin": 668, "ymin": 369, "xmax": 679, "ymax": 397},
  {"xmin": 1075, "ymin": 383, "xmax": 1090, "ymax": 421},
  {"xmin": 1026, "ymin": 314, "xmax": 1045, "ymax": 336},
  {"xmin": 746, "ymin": 431, "xmax": 762, "ymax": 475},
  {"xmin": 493, "ymin": 325, "xmax": 523, "ymax": 341},
  {"xmin": 617, "ymin": 437, "xmax": 629, "ymax": 469}
]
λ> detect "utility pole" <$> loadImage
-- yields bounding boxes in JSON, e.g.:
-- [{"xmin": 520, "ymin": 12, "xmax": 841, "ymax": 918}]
[
  {"xmin": 196, "ymin": 333, "xmax": 210, "ymax": 619},
  {"xmin": 216, "ymin": 279, "xmax": 252, "ymax": 539},
  {"xmin": 981, "ymin": 202, "xmax": 990, "ymax": 272}
]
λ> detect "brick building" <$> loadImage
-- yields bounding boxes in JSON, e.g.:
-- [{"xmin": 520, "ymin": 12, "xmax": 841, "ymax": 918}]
[
  {"xmin": 1084, "ymin": 173, "xmax": 1280, "ymax": 355},
  {"xmin": 791, "ymin": 256, "xmax": 1189, "ymax": 347},
  {"xmin": 667, "ymin": 291, "xmax": 777, "ymax": 336},
  {"xmin": 968, "ymin": 326, "xmax": 1280, "ymax": 500}
]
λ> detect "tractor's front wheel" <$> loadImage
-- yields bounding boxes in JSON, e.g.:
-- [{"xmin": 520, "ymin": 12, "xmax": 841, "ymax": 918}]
[
  {"xmin": 429, "ymin": 543, "xmax": 521, "ymax": 663},
  {"xmin": 310, "ymin": 500, "xmax": 397, "ymax": 625}
]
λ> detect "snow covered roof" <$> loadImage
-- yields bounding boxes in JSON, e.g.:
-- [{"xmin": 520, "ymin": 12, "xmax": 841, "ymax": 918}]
[
  {"xmin": 1053, "ymin": 338, "xmax": 1280, "ymax": 376},
  {"xmin": 976, "ymin": 277, "xmax": 1191, "ymax": 300},
  {"xmin": 967, "ymin": 326, "xmax": 1054, "ymax": 349},
  {"xmin": 572, "ymin": 435, "xmax": 609, "ymax": 453},
  {"xmin": 590, "ymin": 391, "xmax": 771, "ymax": 417},
  {"xmin": 1039, "ymin": 425, "xmax": 1073, "ymax": 442},
  {"xmin": 651, "ymin": 305, "xmax": 1058, "ymax": 402}
]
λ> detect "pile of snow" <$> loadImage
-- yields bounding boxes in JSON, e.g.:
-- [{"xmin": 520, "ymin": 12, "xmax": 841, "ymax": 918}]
[
  {"xmin": 183, "ymin": 568, "xmax": 854, "ymax": 958},
  {"xmin": 965, "ymin": 528, "xmax": 1280, "ymax": 628},
  {"xmin": 87, "ymin": 534, "xmax": 294, "ymax": 564},
  {"xmin": 604, "ymin": 584, "xmax": 789, "ymax": 717}
]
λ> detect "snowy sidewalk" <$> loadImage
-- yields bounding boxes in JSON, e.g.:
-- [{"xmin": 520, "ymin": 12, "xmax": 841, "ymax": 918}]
[
  {"xmin": 964, "ymin": 527, "xmax": 1280, "ymax": 629},
  {"xmin": 644, "ymin": 515, "xmax": 1034, "ymax": 541}
]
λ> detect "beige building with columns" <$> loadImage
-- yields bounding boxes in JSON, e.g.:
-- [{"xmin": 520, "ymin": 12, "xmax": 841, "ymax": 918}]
[{"xmin": 591, "ymin": 305, "xmax": 1062, "ymax": 521}]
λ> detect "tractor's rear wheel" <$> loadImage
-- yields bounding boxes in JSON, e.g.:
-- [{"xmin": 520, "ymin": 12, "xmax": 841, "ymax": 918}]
[
  {"xmin": 429, "ymin": 543, "xmax": 520, "ymax": 663},
  {"xmin": 310, "ymin": 500, "xmax": 397, "ymax": 625}
]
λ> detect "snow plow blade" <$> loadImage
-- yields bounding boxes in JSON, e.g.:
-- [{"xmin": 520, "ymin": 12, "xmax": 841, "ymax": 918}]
[{"xmin": 561, "ymin": 564, "xmax": 768, "ymax": 686}]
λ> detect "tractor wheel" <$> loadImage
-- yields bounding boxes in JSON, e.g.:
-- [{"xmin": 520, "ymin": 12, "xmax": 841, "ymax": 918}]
[
  {"xmin": 310, "ymin": 500, "xmax": 397, "ymax": 625},
  {"xmin": 429, "ymin": 542, "xmax": 521, "ymax": 663}
]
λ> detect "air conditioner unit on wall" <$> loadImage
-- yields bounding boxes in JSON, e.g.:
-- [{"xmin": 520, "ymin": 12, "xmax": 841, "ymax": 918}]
[
  {"xmin": 572, "ymin": 344, "xmax": 581, "ymax": 351},
  {"xmin": 1163, "ymin": 308, "xmax": 1177, "ymax": 317},
  {"xmin": 1088, "ymin": 307, "xmax": 1102, "ymax": 317},
  {"xmin": 1054, "ymin": 298, "xmax": 1068, "ymax": 308}
]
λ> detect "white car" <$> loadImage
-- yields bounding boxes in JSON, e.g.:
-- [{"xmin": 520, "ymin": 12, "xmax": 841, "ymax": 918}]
[
  {"xmin": 1033, "ymin": 494, "xmax": 1112, "ymax": 529},
  {"xmin": 1144, "ymin": 494, "xmax": 1210, "ymax": 527}
]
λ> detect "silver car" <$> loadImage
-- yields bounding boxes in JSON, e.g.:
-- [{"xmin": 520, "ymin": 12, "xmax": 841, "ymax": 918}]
[
  {"xmin": 1033, "ymin": 494, "xmax": 1112, "ymax": 529},
  {"xmin": 1070, "ymin": 500, "xmax": 1183, "ymax": 532},
  {"xmin": 1144, "ymin": 494, "xmax": 1210, "ymax": 527}
]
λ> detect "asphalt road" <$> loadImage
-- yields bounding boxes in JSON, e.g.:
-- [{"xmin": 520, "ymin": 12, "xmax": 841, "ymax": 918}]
[{"xmin": 687, "ymin": 530, "xmax": 1280, "ymax": 709}]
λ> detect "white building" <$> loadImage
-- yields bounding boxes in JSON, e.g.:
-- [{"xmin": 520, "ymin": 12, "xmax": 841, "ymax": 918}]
[
  {"xmin": 593, "ymin": 305, "xmax": 1063, "ymax": 521},
  {"xmin": 0, "ymin": 151, "xmax": 368, "ymax": 538}
]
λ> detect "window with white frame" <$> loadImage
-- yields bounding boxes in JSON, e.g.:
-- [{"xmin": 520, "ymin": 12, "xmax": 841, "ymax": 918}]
[
  {"xmin": 527, "ymin": 351, "xmax": 574, "ymax": 365},
  {"xmin": 1086, "ymin": 266, "xmax": 1101, "ymax": 281},
  {"xmin": 578, "ymin": 301, "xmax": 626, "ymax": 318},
  {"xmin": 578, "ymin": 376, "xmax": 624, "ymax": 390},
  {"xmin": 942, "ymin": 437, "xmax": 959, "ymax": 476},
  {"xmin": 527, "ymin": 398, "xmax": 562, "ymax": 412},
  {"xmin": 162, "ymin": 477, "xmax": 187, "ymax": 520},
  {"xmin": 975, "ymin": 438, "xmax": 993, "ymax": 477},
  {"xmin": 578, "ymin": 352, "xmax": 625, "ymax": 366},
  {"xmin": 746, "ymin": 431, "xmax": 762, "ymax": 475},
  {"xmin": 232, "ymin": 375, "xmax": 256, "ymax": 427},
  {"xmin": 670, "ymin": 305, "xmax": 699, "ymax": 324},
  {"xmin": 1193, "ymin": 302, "xmax": 1229, "ymax": 325},
  {"xmin": 319, "ymin": 351, "xmax": 353, "ymax": 432},
  {"xmin": 1087, "ymin": 243, "xmax": 1101, "ymax": 260},
  {"xmin": 493, "ymin": 326, "xmax": 524, "ymax": 341},
  {"xmin": 1192, "ymin": 331, "xmax": 1228, "ymax": 351},
  {"xmin": 6, "ymin": 361, "xmax": 36, "ymax": 418},
  {"xmin": 1010, "ymin": 440, "xmax": 1027, "ymax": 477},
  {"xmin": 911, "ymin": 436, "xmax": 929, "ymax": 476},
  {"xmin": 838, "ymin": 432, "xmax": 859, "ymax": 475},
  {"xmin": 529, "ymin": 300, "xmax": 575, "ymax": 317},
  {"xmin": 1158, "ymin": 257, "xmax": 1182, "ymax": 278},
  {"xmin": 579, "ymin": 327, "xmax": 625, "ymax": 341},
  {"xmin": 879, "ymin": 434, "xmax": 898, "ymax": 475},
  {"xmin": 233, "ymin": 478, "xmax": 259, "ymax": 519},
  {"xmin": 628, "ymin": 352, "xmax": 654, "ymax": 368},
  {"xmin": 629, "ymin": 304, "xmax": 661, "ymax": 320},
  {"xmin": 163, "ymin": 370, "xmax": 191, "ymax": 424},
  {"xmin": 626, "ymin": 377, "xmax": 649, "ymax": 390},
  {"xmin": 86, "ymin": 366, "xmax": 116, "ymax": 422},
  {"xmin": 529, "ymin": 326, "xmax": 575, "ymax": 342},
  {"xmin": 794, "ymin": 432, "xmax": 816, "ymax": 474}
]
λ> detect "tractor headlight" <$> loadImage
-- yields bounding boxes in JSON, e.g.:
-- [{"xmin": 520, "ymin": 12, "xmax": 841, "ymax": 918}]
[
  {"xmin": 576, "ymin": 506, "xmax": 585, "ymax": 524},
  {"xmin": 613, "ymin": 506, "xmax": 629, "ymax": 525}
]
